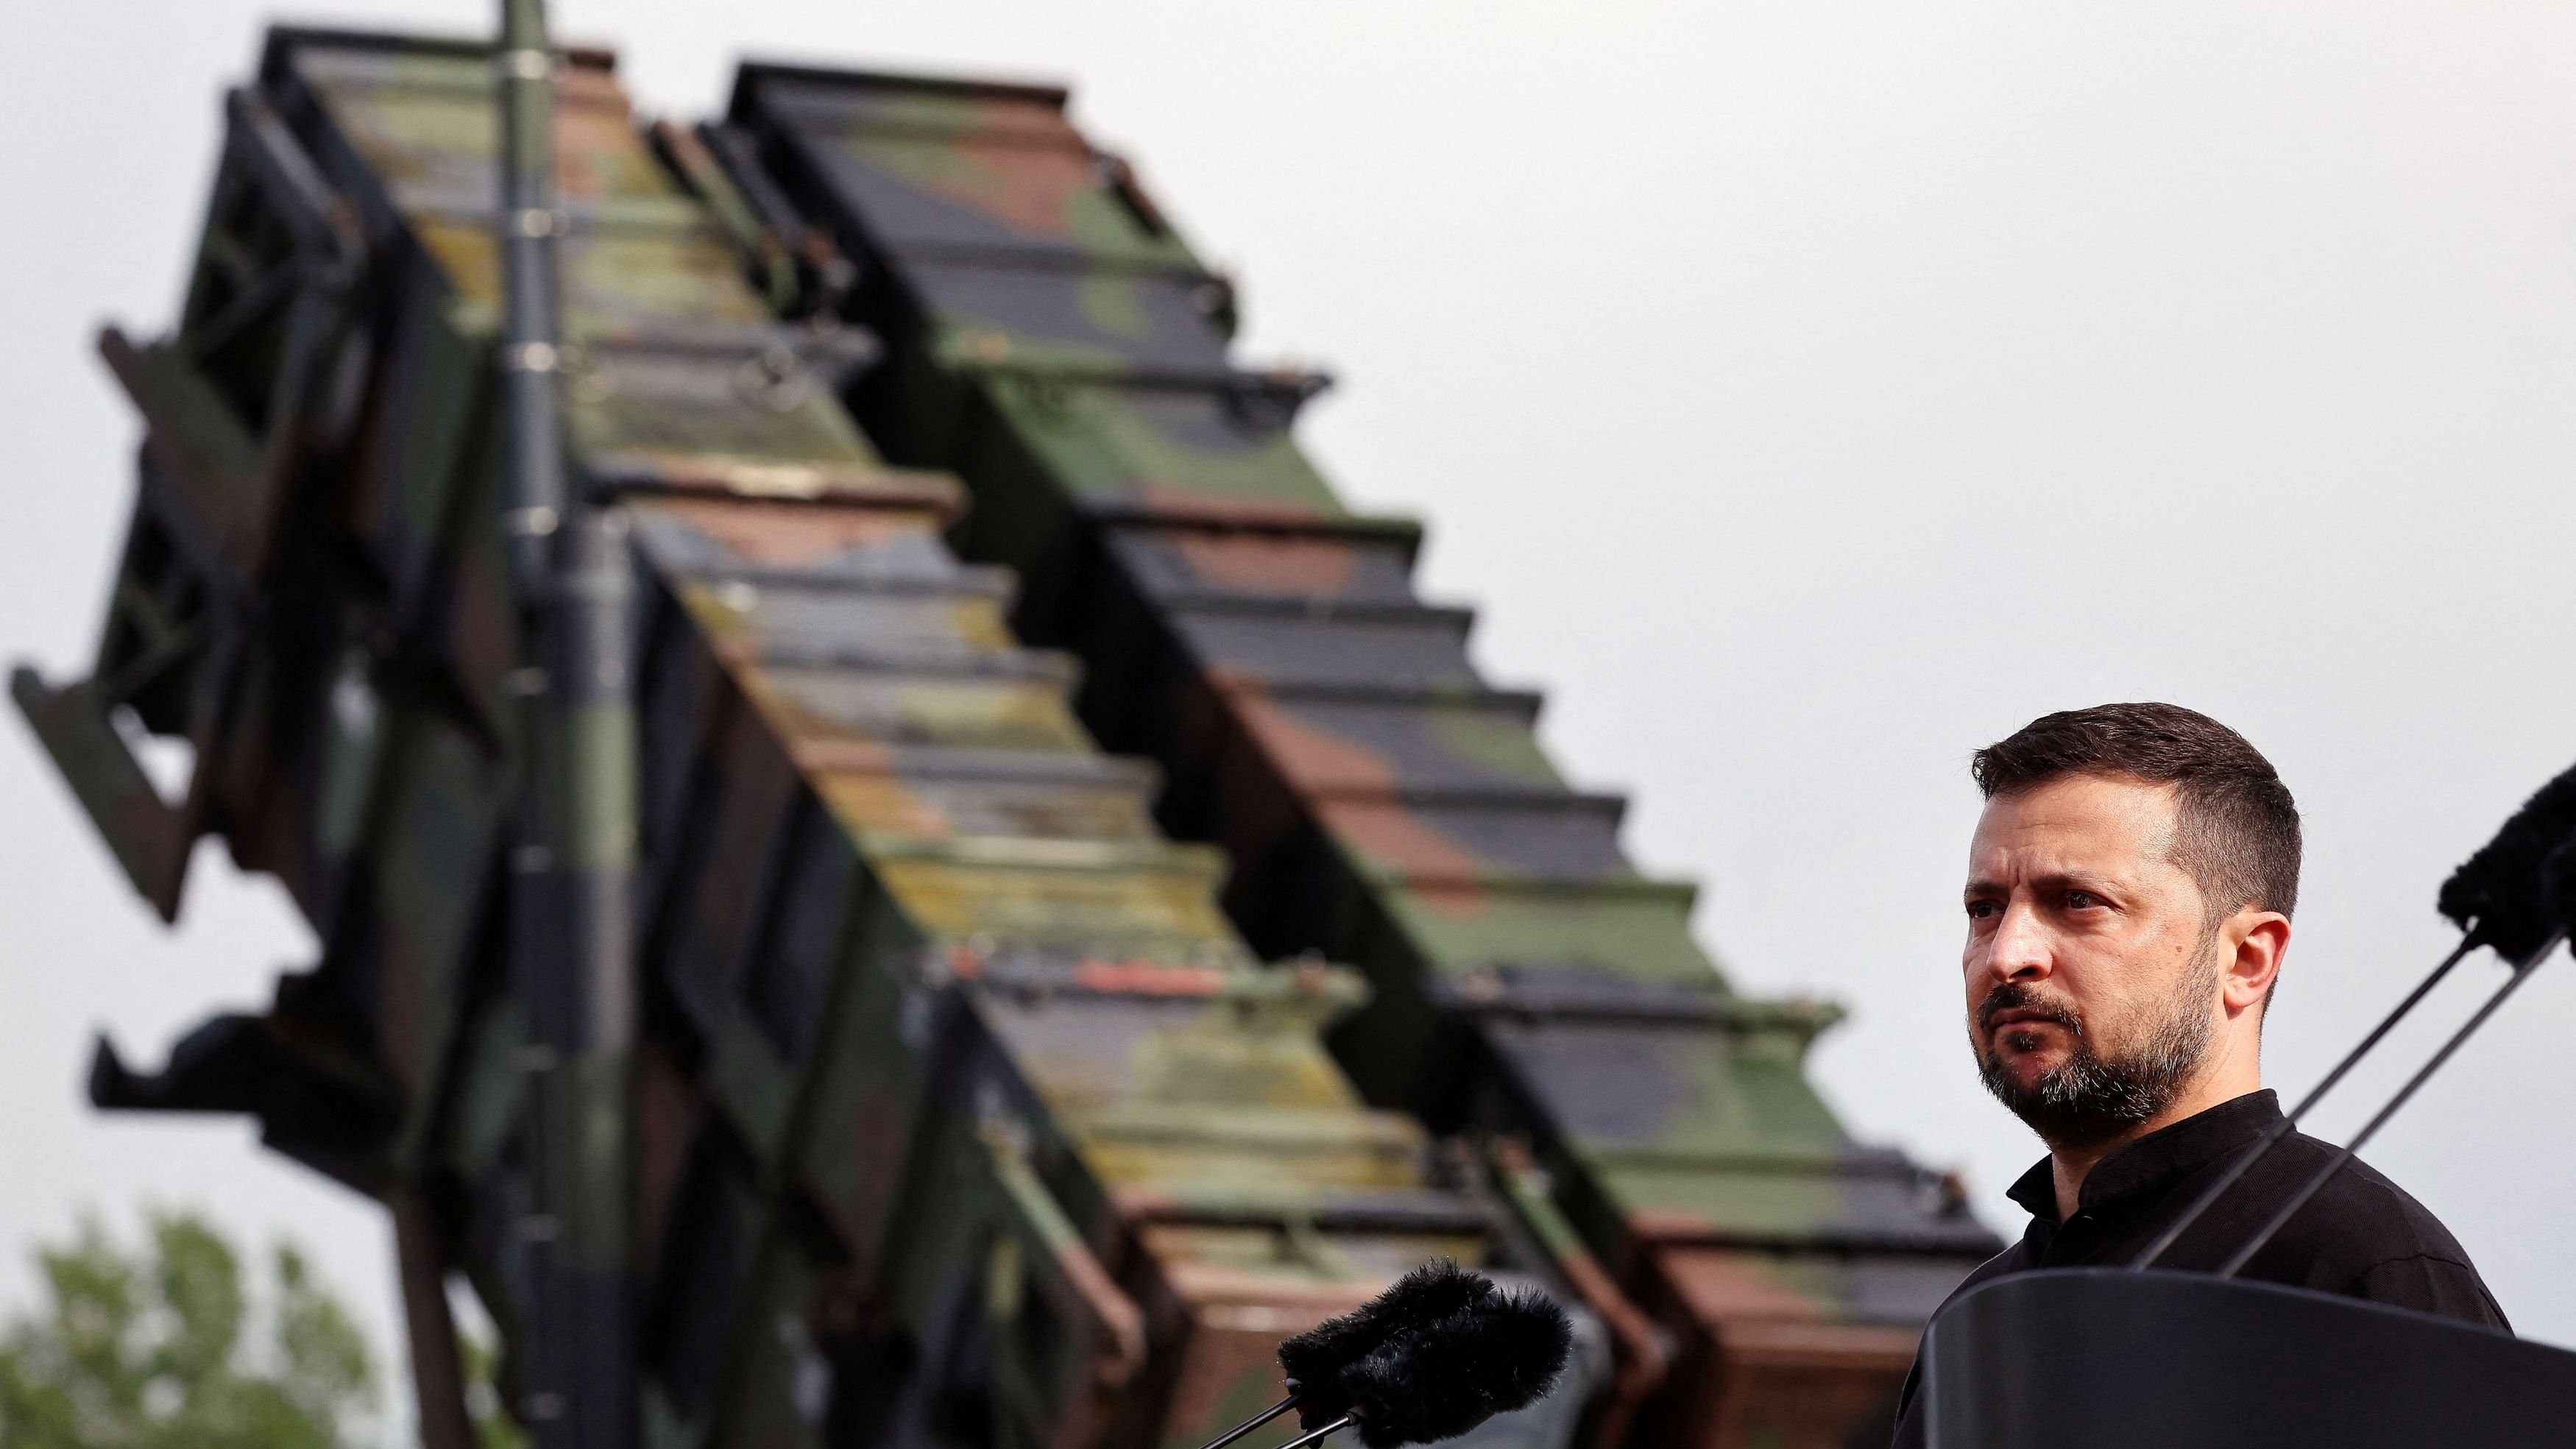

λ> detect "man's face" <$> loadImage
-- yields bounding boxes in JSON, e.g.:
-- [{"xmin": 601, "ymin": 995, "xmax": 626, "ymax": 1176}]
[{"xmin": 1962, "ymin": 773, "xmax": 2223, "ymax": 1147}]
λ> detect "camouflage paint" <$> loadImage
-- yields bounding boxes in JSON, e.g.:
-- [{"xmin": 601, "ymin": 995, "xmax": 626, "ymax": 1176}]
[
  {"xmin": 725, "ymin": 61, "xmax": 2002, "ymax": 1449},
  {"xmin": 23, "ymin": 24, "xmax": 1614, "ymax": 1449}
]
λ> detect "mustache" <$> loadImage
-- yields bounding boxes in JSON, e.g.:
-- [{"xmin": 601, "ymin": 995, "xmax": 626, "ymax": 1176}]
[{"xmin": 1978, "ymin": 982, "xmax": 2086, "ymax": 1036}]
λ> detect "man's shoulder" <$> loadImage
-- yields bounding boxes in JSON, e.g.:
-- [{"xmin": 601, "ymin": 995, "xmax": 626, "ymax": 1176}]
[
  {"xmin": 2258, "ymin": 1131, "xmax": 2478, "ymax": 1265},
  {"xmin": 2237, "ymin": 1132, "xmax": 2506, "ymax": 1328},
  {"xmin": 1958, "ymin": 1235, "xmax": 2042, "ymax": 1293},
  {"xmin": 1886, "ymin": 1233, "xmax": 2044, "ymax": 1446},
  {"xmin": 1916, "ymin": 1233, "xmax": 2042, "ymax": 1333}
]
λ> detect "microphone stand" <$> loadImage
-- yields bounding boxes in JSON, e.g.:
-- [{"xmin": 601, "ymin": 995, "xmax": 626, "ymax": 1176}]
[
  {"xmin": 2130, "ymin": 935, "xmax": 2477, "ymax": 1269},
  {"xmin": 1197, "ymin": 1397, "xmax": 1298, "ymax": 1449},
  {"xmin": 2217, "ymin": 929, "xmax": 2562, "ymax": 1277},
  {"xmin": 1278, "ymin": 1417, "xmax": 1356, "ymax": 1449}
]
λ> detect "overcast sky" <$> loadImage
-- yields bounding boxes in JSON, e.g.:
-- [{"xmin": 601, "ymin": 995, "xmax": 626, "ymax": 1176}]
[{"xmin": 9, "ymin": 0, "xmax": 2576, "ymax": 1411}]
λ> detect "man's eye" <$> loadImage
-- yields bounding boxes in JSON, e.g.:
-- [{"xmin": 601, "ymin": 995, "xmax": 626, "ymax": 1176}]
[
  {"xmin": 2067, "ymin": 890, "xmax": 2101, "ymax": 910},
  {"xmin": 1965, "ymin": 900, "xmax": 2000, "ymax": 919}
]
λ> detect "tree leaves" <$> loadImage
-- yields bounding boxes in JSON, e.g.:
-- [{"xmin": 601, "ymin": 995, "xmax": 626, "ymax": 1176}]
[{"xmin": 0, "ymin": 1211, "xmax": 378, "ymax": 1449}]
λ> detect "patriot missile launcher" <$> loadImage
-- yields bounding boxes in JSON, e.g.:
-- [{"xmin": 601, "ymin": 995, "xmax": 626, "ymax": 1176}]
[{"xmin": 16, "ymin": 21, "xmax": 1997, "ymax": 1449}]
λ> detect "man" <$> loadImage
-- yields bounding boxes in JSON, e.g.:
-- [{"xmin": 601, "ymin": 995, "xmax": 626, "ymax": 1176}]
[{"xmin": 1887, "ymin": 702, "xmax": 2505, "ymax": 1449}]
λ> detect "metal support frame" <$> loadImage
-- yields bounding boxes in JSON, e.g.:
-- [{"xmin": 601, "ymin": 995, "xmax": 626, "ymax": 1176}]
[{"xmin": 495, "ymin": 4, "xmax": 640, "ymax": 1445}]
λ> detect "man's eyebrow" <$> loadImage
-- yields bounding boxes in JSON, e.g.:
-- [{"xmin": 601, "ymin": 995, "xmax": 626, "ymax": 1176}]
[{"xmin": 1962, "ymin": 871, "xmax": 2122, "ymax": 899}]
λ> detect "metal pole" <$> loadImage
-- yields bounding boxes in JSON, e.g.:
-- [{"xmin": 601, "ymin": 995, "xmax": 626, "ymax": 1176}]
[
  {"xmin": 1192, "ymin": 1395, "xmax": 1300, "ymax": 1449},
  {"xmin": 497, "ymin": 4, "xmax": 637, "ymax": 1447},
  {"xmin": 498, "ymin": 0, "xmax": 565, "ymax": 591},
  {"xmin": 1278, "ymin": 1417, "xmax": 1354, "ymax": 1449}
]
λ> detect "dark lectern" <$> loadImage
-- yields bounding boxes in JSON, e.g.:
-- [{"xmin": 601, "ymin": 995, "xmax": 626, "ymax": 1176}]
[{"xmin": 1921, "ymin": 1268, "xmax": 2575, "ymax": 1448}]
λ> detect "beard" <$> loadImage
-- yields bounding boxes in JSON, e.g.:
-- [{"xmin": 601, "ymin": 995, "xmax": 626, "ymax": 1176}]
[{"xmin": 1972, "ymin": 940, "xmax": 2221, "ymax": 1150}]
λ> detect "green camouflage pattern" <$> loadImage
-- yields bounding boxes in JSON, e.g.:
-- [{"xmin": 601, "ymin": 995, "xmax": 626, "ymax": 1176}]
[
  {"xmin": 22, "ymin": 25, "xmax": 1618, "ymax": 1449},
  {"xmin": 722, "ymin": 61, "xmax": 2003, "ymax": 1449}
]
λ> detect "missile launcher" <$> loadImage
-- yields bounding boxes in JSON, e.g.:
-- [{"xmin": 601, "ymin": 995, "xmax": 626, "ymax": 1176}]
[{"xmin": 18, "ymin": 23, "xmax": 1995, "ymax": 1449}]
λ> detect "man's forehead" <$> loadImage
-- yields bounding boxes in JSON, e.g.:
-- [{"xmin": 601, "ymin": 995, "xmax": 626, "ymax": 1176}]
[{"xmin": 1968, "ymin": 773, "xmax": 2180, "ymax": 875}]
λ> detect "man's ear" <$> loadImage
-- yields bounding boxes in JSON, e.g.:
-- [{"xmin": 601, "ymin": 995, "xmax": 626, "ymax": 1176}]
[{"xmin": 2221, "ymin": 909, "xmax": 2290, "ymax": 1013}]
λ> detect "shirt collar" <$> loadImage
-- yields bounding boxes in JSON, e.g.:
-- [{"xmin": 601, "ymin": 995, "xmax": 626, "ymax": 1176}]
[{"xmin": 2003, "ymin": 1089, "xmax": 2284, "ymax": 1224}]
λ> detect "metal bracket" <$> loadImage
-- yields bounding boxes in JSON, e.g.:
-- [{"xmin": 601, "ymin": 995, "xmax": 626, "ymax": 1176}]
[
  {"xmin": 978, "ymin": 1121, "xmax": 1148, "ymax": 1449},
  {"xmin": 12, "ymin": 669, "xmax": 199, "ymax": 919}
]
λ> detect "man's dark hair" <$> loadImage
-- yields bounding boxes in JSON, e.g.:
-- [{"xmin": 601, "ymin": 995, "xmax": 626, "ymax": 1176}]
[{"xmin": 1972, "ymin": 702, "xmax": 2301, "ymax": 921}]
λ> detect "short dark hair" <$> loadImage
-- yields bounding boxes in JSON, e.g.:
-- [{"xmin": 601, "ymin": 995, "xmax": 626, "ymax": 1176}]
[{"xmin": 1972, "ymin": 702, "xmax": 2301, "ymax": 920}]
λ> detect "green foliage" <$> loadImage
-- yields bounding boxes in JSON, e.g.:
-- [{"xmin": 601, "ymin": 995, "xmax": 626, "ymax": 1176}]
[
  {"xmin": 459, "ymin": 1326, "xmax": 524, "ymax": 1449},
  {"xmin": 0, "ymin": 1211, "xmax": 378, "ymax": 1449}
]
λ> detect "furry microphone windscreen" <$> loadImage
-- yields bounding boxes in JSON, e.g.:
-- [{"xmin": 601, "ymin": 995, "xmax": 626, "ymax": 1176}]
[
  {"xmin": 2438, "ymin": 760, "xmax": 2576, "ymax": 961},
  {"xmin": 1335, "ymin": 1287, "xmax": 1574, "ymax": 1449},
  {"xmin": 1278, "ymin": 1260, "xmax": 1492, "ymax": 1430},
  {"xmin": 2532, "ymin": 837, "xmax": 2576, "ymax": 968}
]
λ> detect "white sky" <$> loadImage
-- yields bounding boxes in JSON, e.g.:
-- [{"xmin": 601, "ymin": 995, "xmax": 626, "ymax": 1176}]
[{"xmin": 7, "ymin": 0, "xmax": 2575, "ymax": 1413}]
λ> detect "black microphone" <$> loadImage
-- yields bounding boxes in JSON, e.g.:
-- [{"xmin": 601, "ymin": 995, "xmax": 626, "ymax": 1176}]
[
  {"xmin": 2436, "ymin": 762, "xmax": 2576, "ymax": 958},
  {"xmin": 1191, "ymin": 1260, "xmax": 1574, "ymax": 1449}
]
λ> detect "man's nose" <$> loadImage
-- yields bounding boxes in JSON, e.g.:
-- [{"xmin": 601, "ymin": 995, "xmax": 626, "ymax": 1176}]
[{"xmin": 1985, "ymin": 902, "xmax": 2055, "ymax": 982}]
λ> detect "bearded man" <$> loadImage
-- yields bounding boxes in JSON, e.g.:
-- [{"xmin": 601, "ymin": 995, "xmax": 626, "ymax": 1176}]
[{"xmin": 1886, "ymin": 703, "xmax": 2505, "ymax": 1449}]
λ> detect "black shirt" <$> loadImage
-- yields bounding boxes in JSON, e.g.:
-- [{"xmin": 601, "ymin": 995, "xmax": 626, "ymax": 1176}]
[{"xmin": 1888, "ymin": 1090, "xmax": 2508, "ymax": 1449}]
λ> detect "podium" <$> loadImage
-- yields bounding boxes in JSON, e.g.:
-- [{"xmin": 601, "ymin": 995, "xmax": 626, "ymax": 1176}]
[{"xmin": 1920, "ymin": 1268, "xmax": 2575, "ymax": 1448}]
